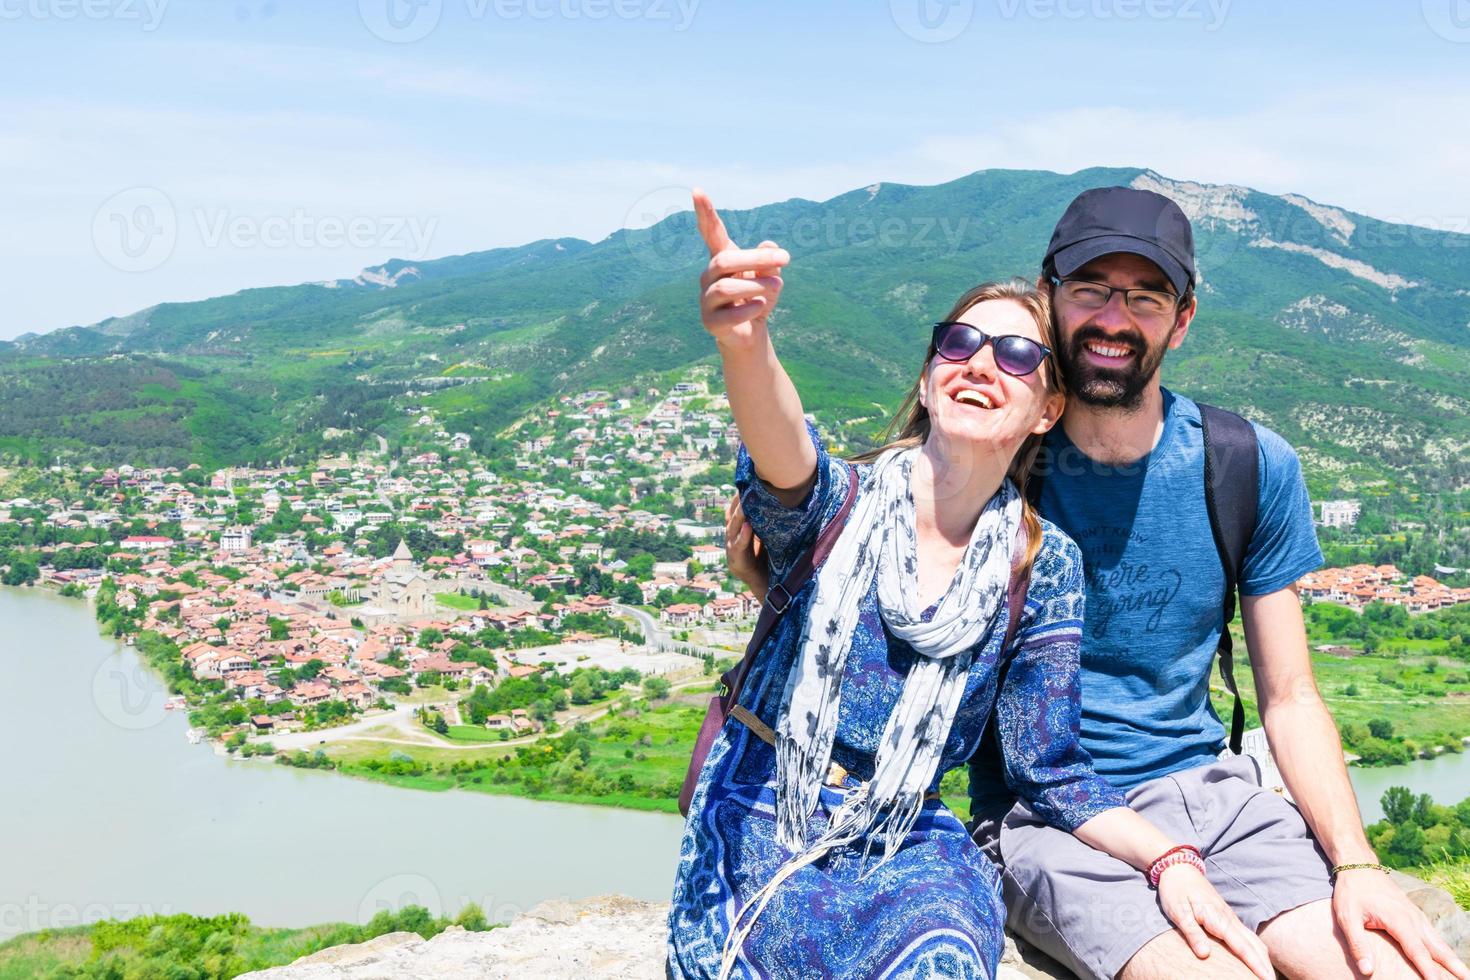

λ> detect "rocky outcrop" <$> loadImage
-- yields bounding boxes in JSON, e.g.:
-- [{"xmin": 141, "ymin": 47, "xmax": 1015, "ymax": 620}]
[{"xmin": 242, "ymin": 879, "xmax": 1470, "ymax": 980}]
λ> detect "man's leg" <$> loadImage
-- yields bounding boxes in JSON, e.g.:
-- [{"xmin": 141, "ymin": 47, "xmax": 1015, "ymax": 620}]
[
  {"xmin": 1260, "ymin": 898, "xmax": 1442, "ymax": 980},
  {"xmin": 1117, "ymin": 928, "xmax": 1258, "ymax": 980}
]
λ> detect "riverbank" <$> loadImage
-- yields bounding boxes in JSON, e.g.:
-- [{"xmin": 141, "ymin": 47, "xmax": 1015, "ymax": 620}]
[{"xmin": 0, "ymin": 586, "xmax": 686, "ymax": 942}]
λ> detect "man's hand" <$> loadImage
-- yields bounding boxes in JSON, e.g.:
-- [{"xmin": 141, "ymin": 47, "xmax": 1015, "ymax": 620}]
[
  {"xmin": 1155, "ymin": 865, "xmax": 1274, "ymax": 979},
  {"xmin": 1333, "ymin": 869, "xmax": 1470, "ymax": 979},
  {"xmin": 724, "ymin": 493, "xmax": 768, "ymax": 597}
]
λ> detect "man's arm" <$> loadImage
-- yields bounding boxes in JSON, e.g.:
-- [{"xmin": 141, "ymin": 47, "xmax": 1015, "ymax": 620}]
[
  {"xmin": 1243, "ymin": 585, "xmax": 1468, "ymax": 979},
  {"xmin": 1242, "ymin": 585, "xmax": 1372, "ymax": 866}
]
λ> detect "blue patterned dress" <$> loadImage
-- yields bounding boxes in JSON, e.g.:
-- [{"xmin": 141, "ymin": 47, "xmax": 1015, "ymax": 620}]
[{"xmin": 667, "ymin": 429, "xmax": 1126, "ymax": 980}]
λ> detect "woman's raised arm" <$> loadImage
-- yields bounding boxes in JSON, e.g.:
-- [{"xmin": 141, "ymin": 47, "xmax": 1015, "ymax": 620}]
[{"xmin": 695, "ymin": 190, "xmax": 815, "ymax": 507}]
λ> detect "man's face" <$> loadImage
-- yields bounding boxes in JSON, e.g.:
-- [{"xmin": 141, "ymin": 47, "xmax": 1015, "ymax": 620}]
[{"xmin": 1049, "ymin": 252, "xmax": 1194, "ymax": 411}]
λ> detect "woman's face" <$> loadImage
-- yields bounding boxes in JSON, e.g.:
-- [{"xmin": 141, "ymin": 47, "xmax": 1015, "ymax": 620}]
[{"xmin": 918, "ymin": 298, "xmax": 1065, "ymax": 456}]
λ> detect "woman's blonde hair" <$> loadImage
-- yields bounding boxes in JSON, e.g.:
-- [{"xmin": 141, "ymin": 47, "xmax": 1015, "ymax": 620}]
[{"xmin": 849, "ymin": 278, "xmax": 1065, "ymax": 579}]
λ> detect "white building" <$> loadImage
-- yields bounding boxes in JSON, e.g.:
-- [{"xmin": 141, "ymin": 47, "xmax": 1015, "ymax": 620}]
[
  {"xmin": 1319, "ymin": 500, "xmax": 1362, "ymax": 529},
  {"xmin": 220, "ymin": 526, "xmax": 253, "ymax": 553}
]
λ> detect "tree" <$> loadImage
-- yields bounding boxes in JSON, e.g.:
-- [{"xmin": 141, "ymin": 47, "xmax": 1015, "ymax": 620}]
[
  {"xmin": 1368, "ymin": 718, "xmax": 1395, "ymax": 741},
  {"xmin": 642, "ymin": 675, "xmax": 671, "ymax": 701},
  {"xmin": 569, "ymin": 674, "xmax": 598, "ymax": 705},
  {"xmin": 1382, "ymin": 786, "xmax": 1416, "ymax": 825}
]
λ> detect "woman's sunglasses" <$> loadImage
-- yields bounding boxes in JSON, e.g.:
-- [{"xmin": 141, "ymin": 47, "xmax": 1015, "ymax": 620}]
[{"xmin": 931, "ymin": 321, "xmax": 1051, "ymax": 378}]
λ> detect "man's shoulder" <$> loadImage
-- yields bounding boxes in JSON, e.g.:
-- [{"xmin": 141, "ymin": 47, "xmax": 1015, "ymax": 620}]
[{"xmin": 1169, "ymin": 392, "xmax": 1301, "ymax": 474}]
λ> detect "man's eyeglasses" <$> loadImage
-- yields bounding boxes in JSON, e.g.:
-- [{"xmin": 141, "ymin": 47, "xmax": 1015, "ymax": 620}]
[
  {"xmin": 931, "ymin": 321, "xmax": 1050, "ymax": 377},
  {"xmin": 1049, "ymin": 276, "xmax": 1181, "ymax": 320}
]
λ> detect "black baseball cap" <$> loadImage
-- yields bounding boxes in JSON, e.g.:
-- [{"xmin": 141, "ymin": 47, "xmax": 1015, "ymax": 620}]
[{"xmin": 1044, "ymin": 187, "xmax": 1196, "ymax": 296}]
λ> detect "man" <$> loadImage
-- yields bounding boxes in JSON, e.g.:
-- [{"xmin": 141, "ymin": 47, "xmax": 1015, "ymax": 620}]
[{"xmin": 723, "ymin": 187, "xmax": 1467, "ymax": 980}]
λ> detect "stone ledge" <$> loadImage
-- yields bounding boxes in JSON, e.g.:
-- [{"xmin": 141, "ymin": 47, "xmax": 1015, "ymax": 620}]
[{"xmin": 240, "ymin": 877, "xmax": 1470, "ymax": 980}]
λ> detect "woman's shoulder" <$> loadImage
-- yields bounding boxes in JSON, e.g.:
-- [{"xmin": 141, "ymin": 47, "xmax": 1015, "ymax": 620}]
[{"xmin": 1024, "ymin": 517, "xmax": 1086, "ymax": 609}]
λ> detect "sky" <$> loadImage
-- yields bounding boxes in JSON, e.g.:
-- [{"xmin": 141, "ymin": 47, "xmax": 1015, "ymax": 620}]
[{"xmin": 2, "ymin": 0, "xmax": 1468, "ymax": 340}]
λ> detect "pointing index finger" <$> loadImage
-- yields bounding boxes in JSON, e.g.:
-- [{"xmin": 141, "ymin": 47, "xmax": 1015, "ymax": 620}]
[{"xmin": 693, "ymin": 188, "xmax": 736, "ymax": 257}]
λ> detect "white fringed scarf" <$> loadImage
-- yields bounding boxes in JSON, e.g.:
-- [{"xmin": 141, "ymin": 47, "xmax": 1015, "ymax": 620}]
[{"xmin": 718, "ymin": 447, "xmax": 1020, "ymax": 980}]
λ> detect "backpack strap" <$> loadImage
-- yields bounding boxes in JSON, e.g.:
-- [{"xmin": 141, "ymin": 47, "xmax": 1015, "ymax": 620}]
[
  {"xmin": 1198, "ymin": 402, "xmax": 1259, "ymax": 756},
  {"xmin": 722, "ymin": 466, "xmax": 860, "ymax": 709}
]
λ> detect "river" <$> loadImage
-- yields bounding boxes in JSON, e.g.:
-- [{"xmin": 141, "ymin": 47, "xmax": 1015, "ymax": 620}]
[
  {"xmin": 3, "ymin": 585, "xmax": 1466, "ymax": 941},
  {"xmin": 0, "ymin": 587, "xmax": 686, "ymax": 941}
]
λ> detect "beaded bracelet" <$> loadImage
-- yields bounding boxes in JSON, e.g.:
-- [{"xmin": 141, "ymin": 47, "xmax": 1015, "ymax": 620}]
[
  {"xmin": 1147, "ymin": 845, "xmax": 1206, "ymax": 890},
  {"xmin": 1330, "ymin": 862, "xmax": 1391, "ymax": 879}
]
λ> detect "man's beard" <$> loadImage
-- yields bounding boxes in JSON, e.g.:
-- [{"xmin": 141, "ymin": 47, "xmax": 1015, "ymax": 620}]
[{"xmin": 1058, "ymin": 326, "xmax": 1171, "ymax": 411}]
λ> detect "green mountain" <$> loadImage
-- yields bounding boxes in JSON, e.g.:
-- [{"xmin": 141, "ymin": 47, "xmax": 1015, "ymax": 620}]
[{"xmin": 3, "ymin": 166, "xmax": 1468, "ymax": 500}]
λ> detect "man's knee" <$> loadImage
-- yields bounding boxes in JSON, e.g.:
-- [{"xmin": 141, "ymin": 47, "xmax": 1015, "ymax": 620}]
[
  {"xmin": 1118, "ymin": 928, "xmax": 1259, "ymax": 980},
  {"xmin": 1261, "ymin": 898, "xmax": 1425, "ymax": 980}
]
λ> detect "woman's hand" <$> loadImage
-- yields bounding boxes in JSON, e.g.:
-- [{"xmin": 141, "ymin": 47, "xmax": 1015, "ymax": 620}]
[
  {"xmin": 1156, "ymin": 864, "xmax": 1275, "ymax": 979},
  {"xmin": 692, "ymin": 189, "xmax": 814, "ymax": 501},
  {"xmin": 725, "ymin": 493, "xmax": 769, "ymax": 597},
  {"xmin": 695, "ymin": 190, "xmax": 788, "ymax": 351}
]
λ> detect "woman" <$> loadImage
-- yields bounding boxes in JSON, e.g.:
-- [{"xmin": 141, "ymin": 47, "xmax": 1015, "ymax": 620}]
[{"xmin": 667, "ymin": 192, "xmax": 1271, "ymax": 980}]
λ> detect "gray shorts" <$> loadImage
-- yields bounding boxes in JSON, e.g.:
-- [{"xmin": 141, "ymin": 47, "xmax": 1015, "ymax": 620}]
[{"xmin": 973, "ymin": 754, "xmax": 1334, "ymax": 980}]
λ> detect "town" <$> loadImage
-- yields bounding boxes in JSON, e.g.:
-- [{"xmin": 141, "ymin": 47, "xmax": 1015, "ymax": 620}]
[{"xmin": 0, "ymin": 374, "xmax": 763, "ymax": 753}]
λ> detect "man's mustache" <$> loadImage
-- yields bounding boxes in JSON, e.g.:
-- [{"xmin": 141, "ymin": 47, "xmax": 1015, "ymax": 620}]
[{"xmin": 1067, "ymin": 328, "xmax": 1147, "ymax": 362}]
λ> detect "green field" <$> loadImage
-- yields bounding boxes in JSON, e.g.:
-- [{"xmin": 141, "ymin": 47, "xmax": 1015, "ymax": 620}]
[
  {"xmin": 0, "ymin": 904, "xmax": 497, "ymax": 980},
  {"xmin": 1205, "ymin": 623, "xmax": 1470, "ymax": 758}
]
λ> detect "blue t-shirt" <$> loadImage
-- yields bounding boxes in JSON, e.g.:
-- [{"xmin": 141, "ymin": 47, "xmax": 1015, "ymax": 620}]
[{"xmin": 1035, "ymin": 389, "xmax": 1323, "ymax": 791}]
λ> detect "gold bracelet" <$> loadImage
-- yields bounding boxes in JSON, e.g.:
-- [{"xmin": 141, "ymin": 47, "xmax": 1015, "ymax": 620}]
[{"xmin": 1330, "ymin": 862, "xmax": 1390, "ymax": 878}]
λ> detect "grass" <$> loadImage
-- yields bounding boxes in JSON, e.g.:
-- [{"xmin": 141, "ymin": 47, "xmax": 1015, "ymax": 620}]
[
  {"xmin": 1422, "ymin": 860, "xmax": 1470, "ymax": 911},
  {"xmin": 0, "ymin": 919, "xmax": 354, "ymax": 980},
  {"xmin": 444, "ymin": 724, "xmax": 508, "ymax": 743},
  {"xmin": 435, "ymin": 591, "xmax": 483, "ymax": 611},
  {"xmin": 318, "ymin": 692, "xmax": 713, "ymax": 814},
  {"xmin": 1206, "ymin": 621, "xmax": 1470, "ymax": 753}
]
